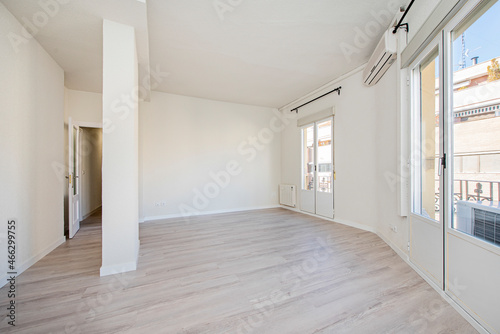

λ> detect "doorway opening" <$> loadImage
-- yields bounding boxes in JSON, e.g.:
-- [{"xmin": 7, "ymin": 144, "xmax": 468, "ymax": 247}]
[
  {"xmin": 79, "ymin": 127, "xmax": 103, "ymax": 222},
  {"xmin": 67, "ymin": 118, "xmax": 103, "ymax": 238}
]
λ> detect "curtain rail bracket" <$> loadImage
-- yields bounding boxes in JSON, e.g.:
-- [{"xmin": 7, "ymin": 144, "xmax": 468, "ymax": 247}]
[
  {"xmin": 291, "ymin": 86, "xmax": 341, "ymax": 113},
  {"xmin": 393, "ymin": 22, "xmax": 409, "ymax": 34},
  {"xmin": 392, "ymin": 0, "xmax": 415, "ymax": 34}
]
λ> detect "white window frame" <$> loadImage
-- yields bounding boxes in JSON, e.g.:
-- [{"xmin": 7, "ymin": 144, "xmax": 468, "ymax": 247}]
[{"xmin": 409, "ymin": 34, "xmax": 444, "ymax": 226}]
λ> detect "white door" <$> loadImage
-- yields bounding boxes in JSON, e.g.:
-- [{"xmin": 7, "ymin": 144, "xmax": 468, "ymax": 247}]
[
  {"xmin": 68, "ymin": 117, "xmax": 81, "ymax": 238},
  {"xmin": 315, "ymin": 119, "xmax": 334, "ymax": 218},
  {"xmin": 409, "ymin": 2, "xmax": 500, "ymax": 331},
  {"xmin": 444, "ymin": 2, "xmax": 500, "ymax": 332},
  {"xmin": 409, "ymin": 40, "xmax": 444, "ymax": 287},
  {"xmin": 301, "ymin": 124, "xmax": 316, "ymax": 214},
  {"xmin": 300, "ymin": 118, "xmax": 334, "ymax": 218}
]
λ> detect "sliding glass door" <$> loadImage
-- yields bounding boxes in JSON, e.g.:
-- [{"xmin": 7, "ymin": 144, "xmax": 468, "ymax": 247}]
[{"xmin": 301, "ymin": 118, "xmax": 334, "ymax": 218}]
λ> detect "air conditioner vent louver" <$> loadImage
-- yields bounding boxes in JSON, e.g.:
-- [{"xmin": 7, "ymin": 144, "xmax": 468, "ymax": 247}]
[
  {"xmin": 362, "ymin": 29, "xmax": 397, "ymax": 87},
  {"xmin": 473, "ymin": 208, "xmax": 500, "ymax": 246}
]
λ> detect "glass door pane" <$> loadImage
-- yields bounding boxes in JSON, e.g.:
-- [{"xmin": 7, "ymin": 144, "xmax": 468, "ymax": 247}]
[
  {"xmin": 451, "ymin": 0, "xmax": 500, "ymax": 247},
  {"xmin": 413, "ymin": 48, "xmax": 441, "ymax": 222},
  {"xmin": 302, "ymin": 125, "xmax": 315, "ymax": 191},
  {"xmin": 300, "ymin": 119, "xmax": 334, "ymax": 218},
  {"xmin": 316, "ymin": 120, "xmax": 332, "ymax": 193},
  {"xmin": 445, "ymin": 3, "xmax": 500, "ymax": 332},
  {"xmin": 315, "ymin": 119, "xmax": 334, "ymax": 218}
]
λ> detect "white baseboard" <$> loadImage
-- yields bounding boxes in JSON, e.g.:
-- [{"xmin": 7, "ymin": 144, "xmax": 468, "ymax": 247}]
[
  {"xmin": 376, "ymin": 231, "xmax": 409, "ymax": 262},
  {"xmin": 332, "ymin": 217, "xmax": 377, "ymax": 234},
  {"xmin": 279, "ymin": 205, "xmax": 377, "ymax": 233},
  {"xmin": 141, "ymin": 205, "xmax": 281, "ymax": 223},
  {"xmin": 81, "ymin": 205, "xmax": 102, "ymax": 221},
  {"xmin": 100, "ymin": 239, "xmax": 141, "ymax": 277},
  {"xmin": 0, "ymin": 235, "xmax": 66, "ymax": 288},
  {"xmin": 100, "ymin": 260, "xmax": 137, "ymax": 277}
]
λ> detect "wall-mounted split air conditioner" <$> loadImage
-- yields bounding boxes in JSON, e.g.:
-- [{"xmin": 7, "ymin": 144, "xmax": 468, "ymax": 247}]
[{"xmin": 362, "ymin": 29, "xmax": 398, "ymax": 86}]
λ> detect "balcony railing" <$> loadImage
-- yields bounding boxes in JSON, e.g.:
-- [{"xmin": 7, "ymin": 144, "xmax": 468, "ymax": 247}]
[{"xmin": 435, "ymin": 179, "xmax": 500, "ymax": 212}]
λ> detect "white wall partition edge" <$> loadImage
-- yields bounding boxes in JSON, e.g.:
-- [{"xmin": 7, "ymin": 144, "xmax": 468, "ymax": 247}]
[{"xmin": 101, "ymin": 20, "xmax": 140, "ymax": 277}]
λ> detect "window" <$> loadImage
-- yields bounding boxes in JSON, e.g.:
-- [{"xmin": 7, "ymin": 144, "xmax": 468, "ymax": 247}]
[
  {"xmin": 316, "ymin": 119, "xmax": 333, "ymax": 193},
  {"xmin": 450, "ymin": 0, "xmax": 500, "ymax": 246},
  {"xmin": 302, "ymin": 125, "xmax": 314, "ymax": 191},
  {"xmin": 412, "ymin": 47, "xmax": 441, "ymax": 222},
  {"xmin": 409, "ymin": 4, "xmax": 500, "ymax": 331}
]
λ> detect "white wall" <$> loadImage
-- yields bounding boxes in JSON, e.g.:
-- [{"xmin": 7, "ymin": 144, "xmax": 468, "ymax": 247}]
[
  {"xmin": 280, "ymin": 69, "xmax": 379, "ymax": 232},
  {"xmin": 372, "ymin": 64, "xmax": 409, "ymax": 253},
  {"xmin": 101, "ymin": 20, "xmax": 139, "ymax": 276},
  {"xmin": 278, "ymin": 65, "xmax": 408, "ymax": 254},
  {"xmin": 80, "ymin": 127, "xmax": 103, "ymax": 219},
  {"xmin": 139, "ymin": 92, "xmax": 281, "ymax": 221},
  {"xmin": 64, "ymin": 88, "xmax": 103, "ymax": 124},
  {"xmin": 0, "ymin": 3, "xmax": 65, "ymax": 286}
]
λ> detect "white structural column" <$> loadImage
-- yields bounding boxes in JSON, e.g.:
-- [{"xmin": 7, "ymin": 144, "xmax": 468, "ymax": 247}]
[{"xmin": 100, "ymin": 19, "xmax": 140, "ymax": 276}]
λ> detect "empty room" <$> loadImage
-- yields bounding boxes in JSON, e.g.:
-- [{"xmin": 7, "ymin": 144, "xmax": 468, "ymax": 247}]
[{"xmin": 1, "ymin": 0, "xmax": 500, "ymax": 333}]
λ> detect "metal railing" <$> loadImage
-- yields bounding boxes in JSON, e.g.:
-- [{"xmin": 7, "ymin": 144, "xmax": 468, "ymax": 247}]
[{"xmin": 435, "ymin": 179, "xmax": 500, "ymax": 212}]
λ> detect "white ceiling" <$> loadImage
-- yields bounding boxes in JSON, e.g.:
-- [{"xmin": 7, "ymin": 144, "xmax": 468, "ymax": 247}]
[
  {"xmin": 2, "ymin": 0, "xmax": 407, "ymax": 108},
  {"xmin": 1, "ymin": 0, "xmax": 149, "ymax": 94}
]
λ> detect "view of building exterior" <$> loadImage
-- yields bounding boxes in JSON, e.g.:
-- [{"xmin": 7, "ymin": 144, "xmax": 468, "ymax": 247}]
[{"xmin": 433, "ymin": 57, "xmax": 500, "ymax": 245}]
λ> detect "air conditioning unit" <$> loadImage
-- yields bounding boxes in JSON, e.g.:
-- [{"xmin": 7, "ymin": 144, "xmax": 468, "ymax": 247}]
[
  {"xmin": 456, "ymin": 200, "xmax": 500, "ymax": 245},
  {"xmin": 362, "ymin": 29, "xmax": 397, "ymax": 86}
]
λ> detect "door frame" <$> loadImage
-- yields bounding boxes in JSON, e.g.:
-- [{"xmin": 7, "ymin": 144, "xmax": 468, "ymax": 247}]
[
  {"xmin": 300, "ymin": 116, "xmax": 334, "ymax": 218},
  {"xmin": 442, "ymin": 2, "xmax": 500, "ymax": 333},
  {"xmin": 67, "ymin": 119, "xmax": 102, "ymax": 238},
  {"xmin": 300, "ymin": 122, "xmax": 316, "ymax": 214},
  {"xmin": 408, "ymin": 32, "xmax": 446, "ymax": 289},
  {"xmin": 68, "ymin": 117, "xmax": 80, "ymax": 238},
  {"xmin": 408, "ymin": 0, "xmax": 500, "ymax": 332}
]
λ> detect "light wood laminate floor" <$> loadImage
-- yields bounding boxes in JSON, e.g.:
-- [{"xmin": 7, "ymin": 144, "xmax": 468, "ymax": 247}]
[{"xmin": 1, "ymin": 208, "xmax": 477, "ymax": 333}]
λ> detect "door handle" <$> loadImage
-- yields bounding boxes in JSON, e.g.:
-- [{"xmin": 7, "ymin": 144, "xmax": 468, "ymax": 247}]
[{"xmin": 438, "ymin": 154, "xmax": 446, "ymax": 176}]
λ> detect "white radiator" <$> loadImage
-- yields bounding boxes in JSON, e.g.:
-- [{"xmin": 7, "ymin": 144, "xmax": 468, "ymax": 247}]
[{"xmin": 279, "ymin": 184, "xmax": 296, "ymax": 207}]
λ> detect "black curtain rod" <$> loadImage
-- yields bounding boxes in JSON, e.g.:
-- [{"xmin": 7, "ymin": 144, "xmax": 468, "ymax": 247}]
[
  {"xmin": 290, "ymin": 86, "xmax": 341, "ymax": 113},
  {"xmin": 393, "ymin": 0, "xmax": 415, "ymax": 34}
]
